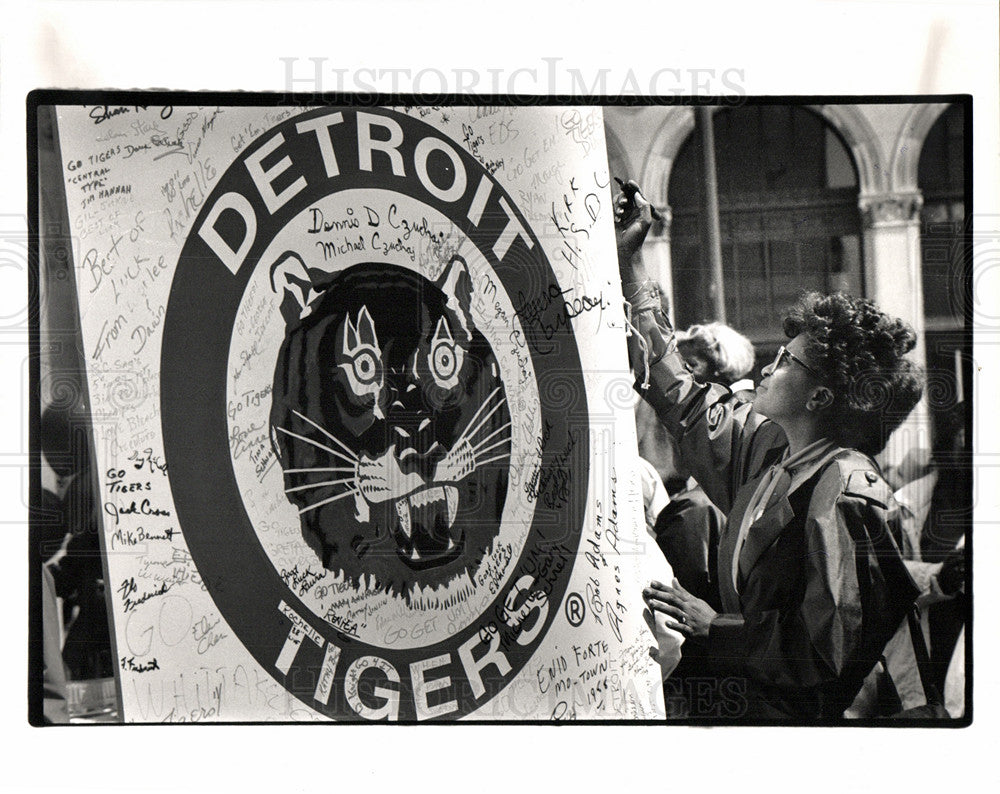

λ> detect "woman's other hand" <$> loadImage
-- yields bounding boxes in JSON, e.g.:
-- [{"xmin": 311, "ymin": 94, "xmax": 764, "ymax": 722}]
[{"xmin": 643, "ymin": 578, "xmax": 717, "ymax": 641}]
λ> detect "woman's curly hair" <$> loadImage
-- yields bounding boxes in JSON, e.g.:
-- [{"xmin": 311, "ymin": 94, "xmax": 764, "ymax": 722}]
[{"xmin": 783, "ymin": 292, "xmax": 923, "ymax": 456}]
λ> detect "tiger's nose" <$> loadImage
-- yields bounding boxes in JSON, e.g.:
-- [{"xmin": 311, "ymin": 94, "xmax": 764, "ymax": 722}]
[
  {"xmin": 389, "ymin": 380, "xmax": 422, "ymax": 412},
  {"xmin": 396, "ymin": 438, "xmax": 445, "ymax": 479}
]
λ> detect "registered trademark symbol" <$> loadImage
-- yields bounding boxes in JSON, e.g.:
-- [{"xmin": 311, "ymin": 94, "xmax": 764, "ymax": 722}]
[{"xmin": 565, "ymin": 592, "xmax": 585, "ymax": 627}]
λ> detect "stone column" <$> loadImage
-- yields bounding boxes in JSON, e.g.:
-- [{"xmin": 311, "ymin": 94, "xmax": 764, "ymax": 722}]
[{"xmin": 858, "ymin": 191, "xmax": 932, "ymax": 470}]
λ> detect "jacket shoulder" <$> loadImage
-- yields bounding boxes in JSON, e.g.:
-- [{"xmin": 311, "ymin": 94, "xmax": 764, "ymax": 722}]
[{"xmin": 828, "ymin": 450, "xmax": 893, "ymax": 510}]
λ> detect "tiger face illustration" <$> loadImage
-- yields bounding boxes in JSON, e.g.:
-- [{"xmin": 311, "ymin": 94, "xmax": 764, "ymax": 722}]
[{"xmin": 268, "ymin": 254, "xmax": 511, "ymax": 597}]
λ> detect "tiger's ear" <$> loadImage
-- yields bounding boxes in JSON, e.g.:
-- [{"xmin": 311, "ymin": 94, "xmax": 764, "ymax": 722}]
[
  {"xmin": 269, "ymin": 251, "xmax": 320, "ymax": 322},
  {"xmin": 437, "ymin": 255, "xmax": 473, "ymax": 340},
  {"xmin": 354, "ymin": 305, "xmax": 379, "ymax": 349}
]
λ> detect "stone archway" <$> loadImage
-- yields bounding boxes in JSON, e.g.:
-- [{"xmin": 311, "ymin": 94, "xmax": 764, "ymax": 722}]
[
  {"xmin": 623, "ymin": 108, "xmax": 694, "ymax": 320},
  {"xmin": 638, "ymin": 108, "xmax": 694, "ymax": 207},
  {"xmin": 808, "ymin": 104, "xmax": 887, "ymax": 197},
  {"xmin": 891, "ymin": 102, "xmax": 952, "ymax": 192},
  {"xmin": 633, "ymin": 105, "xmax": 881, "ymax": 330},
  {"xmin": 638, "ymin": 104, "xmax": 886, "ymax": 205}
]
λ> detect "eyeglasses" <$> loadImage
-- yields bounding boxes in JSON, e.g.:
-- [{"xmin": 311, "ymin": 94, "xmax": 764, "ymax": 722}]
[{"xmin": 769, "ymin": 345, "xmax": 824, "ymax": 381}]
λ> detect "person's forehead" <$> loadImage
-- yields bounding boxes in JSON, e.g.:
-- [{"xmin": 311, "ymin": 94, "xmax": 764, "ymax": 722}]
[{"xmin": 785, "ymin": 334, "xmax": 811, "ymax": 358}]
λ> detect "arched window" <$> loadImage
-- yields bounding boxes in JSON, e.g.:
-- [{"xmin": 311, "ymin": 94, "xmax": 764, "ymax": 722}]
[
  {"xmin": 918, "ymin": 103, "xmax": 968, "ymax": 421},
  {"xmin": 918, "ymin": 103, "xmax": 966, "ymax": 328},
  {"xmin": 667, "ymin": 106, "xmax": 863, "ymax": 346}
]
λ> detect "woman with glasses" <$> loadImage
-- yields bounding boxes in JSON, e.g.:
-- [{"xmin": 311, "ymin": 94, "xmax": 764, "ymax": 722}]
[{"xmin": 616, "ymin": 182, "xmax": 924, "ymax": 719}]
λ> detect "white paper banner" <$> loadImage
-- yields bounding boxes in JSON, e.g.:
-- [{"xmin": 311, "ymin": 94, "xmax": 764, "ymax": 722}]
[{"xmin": 55, "ymin": 102, "xmax": 676, "ymax": 721}]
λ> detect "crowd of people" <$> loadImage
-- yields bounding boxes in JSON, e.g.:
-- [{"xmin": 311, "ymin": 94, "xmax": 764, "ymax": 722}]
[{"xmin": 618, "ymin": 181, "xmax": 968, "ymax": 719}]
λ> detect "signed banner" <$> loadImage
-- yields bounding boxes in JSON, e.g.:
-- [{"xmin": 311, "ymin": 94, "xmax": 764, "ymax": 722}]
[{"xmin": 56, "ymin": 101, "xmax": 677, "ymax": 721}]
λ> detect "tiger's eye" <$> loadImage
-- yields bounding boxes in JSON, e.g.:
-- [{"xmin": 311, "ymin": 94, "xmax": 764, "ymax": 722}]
[
  {"xmin": 433, "ymin": 345, "xmax": 456, "ymax": 378},
  {"xmin": 352, "ymin": 352, "xmax": 378, "ymax": 384}
]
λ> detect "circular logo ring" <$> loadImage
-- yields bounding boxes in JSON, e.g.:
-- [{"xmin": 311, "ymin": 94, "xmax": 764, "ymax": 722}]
[{"xmin": 161, "ymin": 107, "xmax": 591, "ymax": 720}]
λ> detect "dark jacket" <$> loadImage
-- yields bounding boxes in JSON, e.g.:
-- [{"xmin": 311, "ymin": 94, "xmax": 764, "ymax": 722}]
[
  {"xmin": 654, "ymin": 484, "xmax": 725, "ymax": 612},
  {"xmin": 632, "ymin": 308, "xmax": 919, "ymax": 719}
]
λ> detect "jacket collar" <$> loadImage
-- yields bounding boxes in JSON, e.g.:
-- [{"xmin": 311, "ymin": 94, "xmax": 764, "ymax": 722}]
[{"xmin": 736, "ymin": 440, "xmax": 843, "ymax": 589}]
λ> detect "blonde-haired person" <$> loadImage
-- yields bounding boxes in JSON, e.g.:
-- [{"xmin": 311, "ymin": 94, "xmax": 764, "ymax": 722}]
[
  {"xmin": 644, "ymin": 319, "xmax": 756, "ymax": 605},
  {"xmin": 636, "ymin": 312, "xmax": 756, "ymax": 492},
  {"xmin": 676, "ymin": 322, "xmax": 756, "ymax": 395}
]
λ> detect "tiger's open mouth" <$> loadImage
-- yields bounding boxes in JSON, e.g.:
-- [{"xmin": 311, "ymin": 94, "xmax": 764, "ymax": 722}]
[{"xmin": 393, "ymin": 484, "xmax": 462, "ymax": 567}]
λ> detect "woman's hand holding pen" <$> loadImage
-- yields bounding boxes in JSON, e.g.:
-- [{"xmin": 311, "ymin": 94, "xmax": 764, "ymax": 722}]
[{"xmin": 613, "ymin": 178, "xmax": 655, "ymax": 284}]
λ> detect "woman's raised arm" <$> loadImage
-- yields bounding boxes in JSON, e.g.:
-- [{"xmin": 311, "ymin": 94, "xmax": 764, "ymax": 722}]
[{"xmin": 614, "ymin": 181, "xmax": 785, "ymax": 513}]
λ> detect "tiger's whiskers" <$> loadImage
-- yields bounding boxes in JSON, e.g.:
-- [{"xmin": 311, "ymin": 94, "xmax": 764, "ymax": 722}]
[
  {"xmin": 275, "ymin": 426, "xmax": 358, "ymax": 467},
  {"xmin": 473, "ymin": 436, "xmax": 511, "ymax": 460},
  {"xmin": 283, "ymin": 466, "xmax": 356, "ymax": 474},
  {"xmin": 285, "ymin": 477, "xmax": 356, "ymax": 494},
  {"xmin": 291, "ymin": 409, "xmax": 361, "ymax": 462},
  {"xmin": 454, "ymin": 387, "xmax": 507, "ymax": 449},
  {"xmin": 471, "ymin": 421, "xmax": 511, "ymax": 453},
  {"xmin": 475, "ymin": 454, "xmax": 511, "ymax": 467},
  {"xmin": 298, "ymin": 488, "xmax": 359, "ymax": 515}
]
